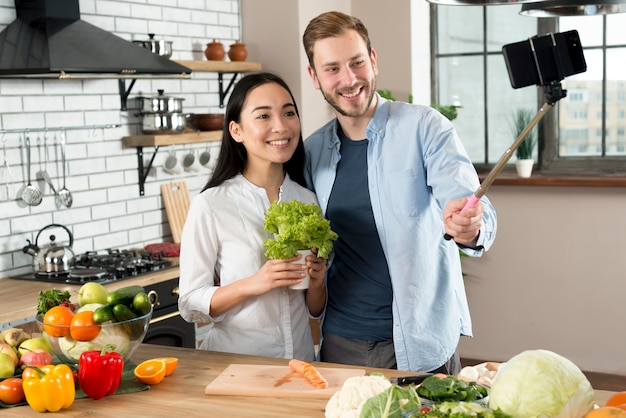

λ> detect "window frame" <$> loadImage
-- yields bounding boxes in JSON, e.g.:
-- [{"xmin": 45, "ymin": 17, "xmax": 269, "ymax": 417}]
[{"xmin": 431, "ymin": 6, "xmax": 626, "ymax": 176}]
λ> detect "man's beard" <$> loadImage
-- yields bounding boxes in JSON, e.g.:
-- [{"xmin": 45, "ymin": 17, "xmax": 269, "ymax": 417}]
[{"xmin": 320, "ymin": 79, "xmax": 377, "ymax": 118}]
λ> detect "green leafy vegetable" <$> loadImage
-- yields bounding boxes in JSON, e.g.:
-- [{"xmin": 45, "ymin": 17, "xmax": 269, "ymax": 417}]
[
  {"xmin": 488, "ymin": 349, "xmax": 595, "ymax": 418},
  {"xmin": 37, "ymin": 289, "xmax": 74, "ymax": 316},
  {"xmin": 412, "ymin": 401, "xmax": 512, "ymax": 418},
  {"xmin": 360, "ymin": 384, "xmax": 421, "ymax": 418},
  {"xmin": 263, "ymin": 200, "xmax": 338, "ymax": 260},
  {"xmin": 417, "ymin": 376, "xmax": 488, "ymax": 403}
]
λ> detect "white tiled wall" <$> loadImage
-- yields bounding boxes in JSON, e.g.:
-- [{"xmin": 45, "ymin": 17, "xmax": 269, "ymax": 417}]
[{"xmin": 0, "ymin": 0, "xmax": 241, "ymax": 278}]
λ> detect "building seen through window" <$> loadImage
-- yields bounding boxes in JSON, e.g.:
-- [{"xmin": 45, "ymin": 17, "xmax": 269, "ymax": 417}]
[{"xmin": 432, "ymin": 5, "xmax": 626, "ymax": 174}]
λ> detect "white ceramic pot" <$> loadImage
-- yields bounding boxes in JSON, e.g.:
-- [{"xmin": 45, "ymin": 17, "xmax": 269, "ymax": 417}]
[
  {"xmin": 289, "ymin": 249, "xmax": 312, "ymax": 290},
  {"xmin": 515, "ymin": 159, "xmax": 534, "ymax": 178}
]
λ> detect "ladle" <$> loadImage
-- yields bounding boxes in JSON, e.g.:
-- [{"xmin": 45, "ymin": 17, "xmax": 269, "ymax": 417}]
[
  {"xmin": 56, "ymin": 132, "xmax": 73, "ymax": 208},
  {"xmin": 37, "ymin": 134, "xmax": 59, "ymax": 198},
  {"xmin": 21, "ymin": 135, "xmax": 43, "ymax": 206}
]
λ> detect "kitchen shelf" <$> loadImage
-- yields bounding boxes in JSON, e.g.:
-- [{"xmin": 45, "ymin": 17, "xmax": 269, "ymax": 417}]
[
  {"xmin": 123, "ymin": 131, "xmax": 223, "ymax": 196},
  {"xmin": 174, "ymin": 60, "xmax": 262, "ymax": 108}
]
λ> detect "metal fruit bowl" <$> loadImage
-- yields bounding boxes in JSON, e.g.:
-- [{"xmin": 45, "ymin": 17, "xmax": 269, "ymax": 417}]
[{"xmin": 36, "ymin": 307, "xmax": 152, "ymax": 364}]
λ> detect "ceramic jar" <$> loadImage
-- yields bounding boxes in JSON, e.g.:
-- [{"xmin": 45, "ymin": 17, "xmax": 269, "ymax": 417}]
[
  {"xmin": 228, "ymin": 41, "xmax": 248, "ymax": 62},
  {"xmin": 204, "ymin": 39, "xmax": 225, "ymax": 61}
]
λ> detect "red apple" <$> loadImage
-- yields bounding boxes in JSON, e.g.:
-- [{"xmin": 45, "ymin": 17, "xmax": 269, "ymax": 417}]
[{"xmin": 19, "ymin": 348, "xmax": 53, "ymax": 367}]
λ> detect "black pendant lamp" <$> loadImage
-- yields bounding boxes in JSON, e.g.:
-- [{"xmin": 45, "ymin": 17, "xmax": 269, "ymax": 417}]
[{"xmin": 519, "ymin": 0, "xmax": 626, "ymax": 16}]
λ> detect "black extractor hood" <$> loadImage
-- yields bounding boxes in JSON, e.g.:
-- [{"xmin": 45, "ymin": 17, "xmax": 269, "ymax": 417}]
[{"xmin": 0, "ymin": 0, "xmax": 191, "ymax": 78}]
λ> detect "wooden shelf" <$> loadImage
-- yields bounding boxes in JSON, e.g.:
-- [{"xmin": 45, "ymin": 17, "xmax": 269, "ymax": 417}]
[
  {"xmin": 174, "ymin": 60, "xmax": 262, "ymax": 73},
  {"xmin": 123, "ymin": 130, "xmax": 222, "ymax": 147}
]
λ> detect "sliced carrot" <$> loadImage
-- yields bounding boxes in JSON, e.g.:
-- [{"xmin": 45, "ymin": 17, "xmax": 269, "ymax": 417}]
[{"xmin": 288, "ymin": 359, "xmax": 328, "ymax": 389}]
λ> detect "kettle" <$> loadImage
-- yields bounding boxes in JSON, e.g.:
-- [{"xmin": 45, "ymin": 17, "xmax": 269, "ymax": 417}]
[{"xmin": 22, "ymin": 224, "xmax": 76, "ymax": 275}]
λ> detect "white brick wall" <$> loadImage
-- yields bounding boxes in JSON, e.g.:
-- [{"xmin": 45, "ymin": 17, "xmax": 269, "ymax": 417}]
[{"xmin": 0, "ymin": 0, "xmax": 240, "ymax": 277}]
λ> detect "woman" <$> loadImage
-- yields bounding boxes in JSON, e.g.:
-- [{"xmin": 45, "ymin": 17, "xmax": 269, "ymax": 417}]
[{"xmin": 178, "ymin": 72, "xmax": 326, "ymax": 361}]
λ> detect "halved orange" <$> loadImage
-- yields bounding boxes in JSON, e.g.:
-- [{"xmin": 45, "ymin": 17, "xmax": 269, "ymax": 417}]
[
  {"xmin": 133, "ymin": 359, "xmax": 167, "ymax": 385},
  {"xmin": 152, "ymin": 357, "xmax": 178, "ymax": 376}
]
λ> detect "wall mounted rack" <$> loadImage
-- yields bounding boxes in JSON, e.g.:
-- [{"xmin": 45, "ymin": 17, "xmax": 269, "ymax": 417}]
[{"xmin": 123, "ymin": 130, "xmax": 222, "ymax": 195}]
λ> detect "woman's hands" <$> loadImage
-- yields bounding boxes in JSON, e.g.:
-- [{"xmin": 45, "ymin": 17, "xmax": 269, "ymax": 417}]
[{"xmin": 209, "ymin": 251, "xmax": 327, "ymax": 317}]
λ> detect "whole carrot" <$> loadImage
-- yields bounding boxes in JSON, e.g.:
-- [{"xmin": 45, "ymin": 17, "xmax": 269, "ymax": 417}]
[{"xmin": 289, "ymin": 359, "xmax": 328, "ymax": 389}]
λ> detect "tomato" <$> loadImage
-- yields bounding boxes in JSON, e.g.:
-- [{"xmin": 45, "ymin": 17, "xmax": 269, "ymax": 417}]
[
  {"xmin": 42, "ymin": 305, "xmax": 74, "ymax": 337},
  {"xmin": 420, "ymin": 407, "xmax": 431, "ymax": 414},
  {"xmin": 69, "ymin": 310, "xmax": 101, "ymax": 341},
  {"xmin": 21, "ymin": 367, "xmax": 42, "ymax": 380},
  {"xmin": 0, "ymin": 377, "xmax": 25, "ymax": 405}
]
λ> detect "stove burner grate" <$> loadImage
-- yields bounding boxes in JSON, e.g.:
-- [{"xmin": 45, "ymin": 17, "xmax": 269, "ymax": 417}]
[{"xmin": 12, "ymin": 248, "xmax": 173, "ymax": 285}]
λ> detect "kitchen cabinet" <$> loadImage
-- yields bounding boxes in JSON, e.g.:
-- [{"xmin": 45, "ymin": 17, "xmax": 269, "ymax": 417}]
[{"xmin": 123, "ymin": 60, "xmax": 262, "ymax": 195}]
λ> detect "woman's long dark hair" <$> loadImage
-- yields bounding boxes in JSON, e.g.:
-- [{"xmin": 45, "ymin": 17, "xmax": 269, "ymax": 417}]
[{"xmin": 201, "ymin": 72, "xmax": 306, "ymax": 192}]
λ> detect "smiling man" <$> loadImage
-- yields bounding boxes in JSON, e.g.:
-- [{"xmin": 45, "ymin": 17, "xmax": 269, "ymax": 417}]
[{"xmin": 301, "ymin": 11, "xmax": 497, "ymax": 374}]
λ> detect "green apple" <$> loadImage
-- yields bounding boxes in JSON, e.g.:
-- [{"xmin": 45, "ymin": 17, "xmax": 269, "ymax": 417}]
[
  {"xmin": 0, "ymin": 352, "xmax": 15, "ymax": 378},
  {"xmin": 0, "ymin": 343, "xmax": 18, "ymax": 367},
  {"xmin": 18, "ymin": 337, "xmax": 52, "ymax": 357},
  {"xmin": 77, "ymin": 282, "xmax": 108, "ymax": 306}
]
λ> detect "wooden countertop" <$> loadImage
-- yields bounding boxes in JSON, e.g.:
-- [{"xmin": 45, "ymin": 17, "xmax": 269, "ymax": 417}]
[
  {"xmin": 0, "ymin": 344, "xmax": 615, "ymax": 417},
  {"xmin": 0, "ymin": 265, "xmax": 180, "ymax": 326}
]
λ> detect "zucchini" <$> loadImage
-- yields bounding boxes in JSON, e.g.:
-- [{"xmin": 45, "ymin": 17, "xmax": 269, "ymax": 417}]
[
  {"xmin": 93, "ymin": 304, "xmax": 115, "ymax": 324},
  {"xmin": 132, "ymin": 292, "xmax": 152, "ymax": 316},
  {"xmin": 106, "ymin": 285, "xmax": 145, "ymax": 306},
  {"xmin": 112, "ymin": 303, "xmax": 138, "ymax": 322}
]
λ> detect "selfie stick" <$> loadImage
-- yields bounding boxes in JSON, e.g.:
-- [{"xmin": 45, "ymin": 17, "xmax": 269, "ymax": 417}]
[{"xmin": 444, "ymin": 34, "xmax": 570, "ymax": 241}]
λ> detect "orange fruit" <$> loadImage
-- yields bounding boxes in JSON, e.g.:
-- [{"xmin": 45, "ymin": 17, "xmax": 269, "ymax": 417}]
[
  {"xmin": 585, "ymin": 406, "xmax": 626, "ymax": 418},
  {"xmin": 152, "ymin": 357, "xmax": 178, "ymax": 376},
  {"xmin": 608, "ymin": 392, "xmax": 626, "ymax": 409},
  {"xmin": 42, "ymin": 305, "xmax": 74, "ymax": 337},
  {"xmin": 134, "ymin": 359, "xmax": 167, "ymax": 385},
  {"xmin": 69, "ymin": 311, "xmax": 101, "ymax": 341}
]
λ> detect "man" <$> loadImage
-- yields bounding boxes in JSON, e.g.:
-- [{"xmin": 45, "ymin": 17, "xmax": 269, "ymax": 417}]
[{"xmin": 301, "ymin": 11, "xmax": 497, "ymax": 374}]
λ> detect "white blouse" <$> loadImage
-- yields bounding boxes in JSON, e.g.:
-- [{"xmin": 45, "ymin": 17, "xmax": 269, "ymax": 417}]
[{"xmin": 178, "ymin": 174, "xmax": 319, "ymax": 361}]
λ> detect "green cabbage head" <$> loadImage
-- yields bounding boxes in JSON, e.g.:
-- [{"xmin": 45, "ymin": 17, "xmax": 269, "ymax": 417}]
[{"xmin": 488, "ymin": 349, "xmax": 594, "ymax": 418}]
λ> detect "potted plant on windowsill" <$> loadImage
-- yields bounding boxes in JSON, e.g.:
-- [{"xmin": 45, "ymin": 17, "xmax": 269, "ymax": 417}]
[{"xmin": 512, "ymin": 108, "xmax": 537, "ymax": 178}]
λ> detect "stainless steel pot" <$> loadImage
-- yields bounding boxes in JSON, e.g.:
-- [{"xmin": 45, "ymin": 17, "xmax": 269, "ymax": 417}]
[
  {"xmin": 22, "ymin": 224, "xmax": 76, "ymax": 275},
  {"xmin": 133, "ymin": 33, "xmax": 173, "ymax": 58},
  {"xmin": 139, "ymin": 90, "xmax": 185, "ymax": 113},
  {"xmin": 142, "ymin": 112, "xmax": 187, "ymax": 134}
]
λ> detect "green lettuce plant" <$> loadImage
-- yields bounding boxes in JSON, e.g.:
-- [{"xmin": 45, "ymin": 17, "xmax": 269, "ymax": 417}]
[{"xmin": 263, "ymin": 200, "xmax": 338, "ymax": 260}]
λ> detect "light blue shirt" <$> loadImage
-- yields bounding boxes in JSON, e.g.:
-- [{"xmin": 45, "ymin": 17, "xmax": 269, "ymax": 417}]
[{"xmin": 304, "ymin": 95, "xmax": 497, "ymax": 371}]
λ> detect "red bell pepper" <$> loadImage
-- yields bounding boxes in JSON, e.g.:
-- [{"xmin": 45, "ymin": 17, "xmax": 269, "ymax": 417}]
[{"xmin": 77, "ymin": 344, "xmax": 124, "ymax": 400}]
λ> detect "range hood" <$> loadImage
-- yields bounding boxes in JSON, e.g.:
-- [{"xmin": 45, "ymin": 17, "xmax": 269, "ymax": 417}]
[{"xmin": 0, "ymin": 0, "xmax": 191, "ymax": 79}]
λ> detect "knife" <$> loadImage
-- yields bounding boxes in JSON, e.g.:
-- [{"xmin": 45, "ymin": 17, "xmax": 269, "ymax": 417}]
[{"xmin": 389, "ymin": 373, "xmax": 433, "ymax": 385}]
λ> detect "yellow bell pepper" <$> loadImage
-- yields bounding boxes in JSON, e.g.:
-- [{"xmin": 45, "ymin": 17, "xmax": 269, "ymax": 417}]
[{"xmin": 22, "ymin": 364, "xmax": 76, "ymax": 412}]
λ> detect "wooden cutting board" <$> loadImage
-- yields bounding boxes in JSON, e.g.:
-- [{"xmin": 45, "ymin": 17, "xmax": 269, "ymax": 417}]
[
  {"xmin": 204, "ymin": 364, "xmax": 366, "ymax": 399},
  {"xmin": 161, "ymin": 181, "xmax": 190, "ymax": 244}
]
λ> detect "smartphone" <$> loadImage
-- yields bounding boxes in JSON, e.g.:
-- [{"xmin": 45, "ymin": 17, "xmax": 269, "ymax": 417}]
[{"xmin": 502, "ymin": 30, "xmax": 587, "ymax": 89}]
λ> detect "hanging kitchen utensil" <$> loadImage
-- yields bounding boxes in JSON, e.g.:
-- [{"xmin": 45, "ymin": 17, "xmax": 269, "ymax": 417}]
[
  {"xmin": 0, "ymin": 134, "xmax": 15, "ymax": 201},
  {"xmin": 38, "ymin": 133, "xmax": 60, "ymax": 198},
  {"xmin": 57, "ymin": 132, "xmax": 73, "ymax": 208},
  {"xmin": 36, "ymin": 134, "xmax": 56, "ymax": 196},
  {"xmin": 21, "ymin": 134, "xmax": 43, "ymax": 206}
]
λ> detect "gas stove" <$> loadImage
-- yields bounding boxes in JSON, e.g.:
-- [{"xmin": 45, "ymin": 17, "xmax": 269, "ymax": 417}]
[{"xmin": 12, "ymin": 248, "xmax": 173, "ymax": 285}]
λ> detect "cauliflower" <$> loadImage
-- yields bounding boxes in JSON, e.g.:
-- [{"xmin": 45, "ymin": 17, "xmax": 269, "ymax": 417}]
[{"xmin": 325, "ymin": 375, "xmax": 392, "ymax": 418}]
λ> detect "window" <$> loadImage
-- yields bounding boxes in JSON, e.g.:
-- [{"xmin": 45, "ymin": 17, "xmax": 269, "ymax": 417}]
[{"xmin": 432, "ymin": 6, "xmax": 626, "ymax": 173}]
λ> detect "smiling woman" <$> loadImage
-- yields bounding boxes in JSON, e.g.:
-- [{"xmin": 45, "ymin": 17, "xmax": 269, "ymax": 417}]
[{"xmin": 178, "ymin": 72, "xmax": 327, "ymax": 362}]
